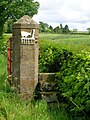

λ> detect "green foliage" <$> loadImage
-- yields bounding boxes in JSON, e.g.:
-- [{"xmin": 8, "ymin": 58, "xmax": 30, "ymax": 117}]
[
  {"xmin": 39, "ymin": 34, "xmax": 90, "ymax": 118},
  {"xmin": 54, "ymin": 26, "xmax": 61, "ymax": 33},
  {"xmin": 0, "ymin": 34, "xmax": 90, "ymax": 119},
  {"xmin": 39, "ymin": 22, "xmax": 49, "ymax": 33},
  {"xmin": 4, "ymin": 19, "xmax": 14, "ymax": 33},
  {"xmin": 56, "ymin": 52, "xmax": 90, "ymax": 115},
  {"xmin": 0, "ymin": 0, "xmax": 40, "ymax": 37},
  {"xmin": 87, "ymin": 28, "xmax": 90, "ymax": 35},
  {"xmin": 39, "ymin": 44, "xmax": 54, "ymax": 72},
  {"xmin": 0, "ymin": 35, "xmax": 11, "ymax": 92},
  {"xmin": 63, "ymin": 25, "xmax": 69, "ymax": 33},
  {"xmin": 0, "ymin": 34, "xmax": 11, "ymax": 56},
  {"xmin": 0, "ymin": 93, "xmax": 72, "ymax": 120},
  {"xmin": 39, "ymin": 22, "xmax": 70, "ymax": 34},
  {"xmin": 39, "ymin": 43, "xmax": 72, "ymax": 73}
]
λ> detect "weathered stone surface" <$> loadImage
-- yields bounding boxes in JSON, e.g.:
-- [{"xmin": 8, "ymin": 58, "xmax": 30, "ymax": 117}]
[
  {"xmin": 13, "ymin": 15, "xmax": 39, "ymax": 29},
  {"xmin": 39, "ymin": 73, "xmax": 55, "ymax": 82},
  {"xmin": 38, "ymin": 73, "xmax": 56, "ymax": 91},
  {"xmin": 41, "ymin": 92, "xmax": 57, "ymax": 102},
  {"xmin": 20, "ymin": 80, "xmax": 35, "ymax": 93},
  {"xmin": 36, "ymin": 73, "xmax": 58, "ymax": 102},
  {"xmin": 12, "ymin": 15, "xmax": 39, "ymax": 97}
]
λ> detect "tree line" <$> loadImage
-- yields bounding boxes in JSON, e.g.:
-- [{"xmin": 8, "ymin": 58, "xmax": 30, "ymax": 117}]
[
  {"xmin": 5, "ymin": 20, "xmax": 90, "ymax": 35},
  {"xmin": 39, "ymin": 22, "xmax": 90, "ymax": 35},
  {"xmin": 39, "ymin": 22, "xmax": 70, "ymax": 34}
]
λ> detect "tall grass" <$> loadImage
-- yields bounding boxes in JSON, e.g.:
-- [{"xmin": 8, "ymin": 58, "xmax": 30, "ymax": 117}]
[
  {"xmin": 0, "ymin": 35, "xmax": 10, "ymax": 92},
  {"xmin": 0, "ymin": 93, "xmax": 73, "ymax": 120}
]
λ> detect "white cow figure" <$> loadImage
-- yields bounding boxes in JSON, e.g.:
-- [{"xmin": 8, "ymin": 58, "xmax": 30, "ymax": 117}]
[
  {"xmin": 21, "ymin": 31, "xmax": 31, "ymax": 38},
  {"xmin": 21, "ymin": 29, "xmax": 35, "ymax": 39}
]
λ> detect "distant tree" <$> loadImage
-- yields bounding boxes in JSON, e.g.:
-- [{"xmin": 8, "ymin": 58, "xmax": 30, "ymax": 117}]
[
  {"xmin": 87, "ymin": 28, "xmax": 90, "ymax": 34},
  {"xmin": 63, "ymin": 25, "xmax": 69, "ymax": 33},
  {"xmin": 60, "ymin": 23, "xmax": 63, "ymax": 33},
  {"xmin": 0, "ymin": 0, "xmax": 39, "ymax": 38},
  {"xmin": 60, "ymin": 23, "xmax": 63, "ymax": 29},
  {"xmin": 54, "ymin": 26, "xmax": 60, "ymax": 33},
  {"xmin": 39, "ymin": 22, "xmax": 45, "ymax": 32},
  {"xmin": 39, "ymin": 22, "xmax": 70, "ymax": 34},
  {"xmin": 39, "ymin": 22, "xmax": 49, "ymax": 33},
  {"xmin": 49, "ymin": 25, "xmax": 53, "ymax": 33}
]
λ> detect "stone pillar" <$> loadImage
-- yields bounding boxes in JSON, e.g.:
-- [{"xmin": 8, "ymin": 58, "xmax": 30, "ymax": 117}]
[{"xmin": 12, "ymin": 15, "xmax": 39, "ymax": 97}]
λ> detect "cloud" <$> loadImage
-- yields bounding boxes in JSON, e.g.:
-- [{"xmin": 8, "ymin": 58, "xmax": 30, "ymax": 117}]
[{"xmin": 34, "ymin": 0, "xmax": 90, "ymax": 30}]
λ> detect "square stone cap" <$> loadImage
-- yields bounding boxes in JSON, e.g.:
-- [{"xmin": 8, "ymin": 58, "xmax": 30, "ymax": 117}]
[{"xmin": 13, "ymin": 15, "xmax": 39, "ymax": 29}]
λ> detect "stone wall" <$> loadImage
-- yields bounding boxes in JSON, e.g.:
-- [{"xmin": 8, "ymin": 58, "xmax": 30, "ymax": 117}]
[{"xmin": 35, "ymin": 73, "xmax": 58, "ymax": 103}]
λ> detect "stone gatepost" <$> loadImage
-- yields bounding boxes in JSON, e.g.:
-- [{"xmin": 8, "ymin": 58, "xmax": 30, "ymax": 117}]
[{"xmin": 12, "ymin": 15, "xmax": 39, "ymax": 97}]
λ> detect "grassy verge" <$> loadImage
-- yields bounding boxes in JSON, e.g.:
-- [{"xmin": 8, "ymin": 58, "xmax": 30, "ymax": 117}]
[
  {"xmin": 0, "ymin": 35, "xmax": 10, "ymax": 91},
  {"xmin": 0, "ymin": 92, "xmax": 73, "ymax": 120},
  {"xmin": 0, "ymin": 54, "xmax": 7, "ymax": 76}
]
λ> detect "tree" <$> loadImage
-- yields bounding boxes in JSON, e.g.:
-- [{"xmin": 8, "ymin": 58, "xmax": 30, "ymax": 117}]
[
  {"xmin": 60, "ymin": 23, "xmax": 63, "ymax": 33},
  {"xmin": 60, "ymin": 23, "xmax": 63, "ymax": 29},
  {"xmin": 0, "ymin": 0, "xmax": 39, "ymax": 37},
  {"xmin": 54, "ymin": 26, "xmax": 60, "ymax": 33},
  {"xmin": 49, "ymin": 25, "xmax": 53, "ymax": 33},
  {"xmin": 4, "ymin": 18, "xmax": 14, "ymax": 33},
  {"xmin": 87, "ymin": 28, "xmax": 90, "ymax": 34},
  {"xmin": 39, "ymin": 22, "xmax": 49, "ymax": 33},
  {"xmin": 63, "ymin": 25, "xmax": 69, "ymax": 33}
]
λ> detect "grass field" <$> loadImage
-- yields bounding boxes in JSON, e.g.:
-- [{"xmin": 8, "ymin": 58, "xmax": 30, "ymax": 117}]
[
  {"xmin": 0, "ymin": 34, "xmax": 89, "ymax": 120},
  {"xmin": 39, "ymin": 33, "xmax": 90, "ymax": 53}
]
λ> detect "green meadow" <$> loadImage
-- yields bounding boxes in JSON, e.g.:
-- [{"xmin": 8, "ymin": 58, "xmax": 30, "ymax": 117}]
[{"xmin": 39, "ymin": 33, "xmax": 90, "ymax": 53}]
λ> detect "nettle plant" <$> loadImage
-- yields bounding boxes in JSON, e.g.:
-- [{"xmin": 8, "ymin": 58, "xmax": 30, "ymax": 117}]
[{"xmin": 39, "ymin": 43, "xmax": 90, "ymax": 115}]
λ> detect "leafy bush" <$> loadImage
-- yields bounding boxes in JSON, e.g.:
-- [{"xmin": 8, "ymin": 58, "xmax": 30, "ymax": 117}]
[
  {"xmin": 56, "ymin": 52, "xmax": 90, "ymax": 116},
  {"xmin": 39, "ymin": 43, "xmax": 73, "ymax": 73},
  {"xmin": 39, "ymin": 43, "xmax": 90, "ymax": 118},
  {"xmin": 0, "ymin": 35, "xmax": 10, "ymax": 55},
  {"xmin": 0, "ymin": 35, "xmax": 11, "ymax": 92}
]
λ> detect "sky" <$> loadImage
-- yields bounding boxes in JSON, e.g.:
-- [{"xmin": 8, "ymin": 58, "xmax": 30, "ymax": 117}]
[{"xmin": 33, "ymin": 0, "xmax": 90, "ymax": 31}]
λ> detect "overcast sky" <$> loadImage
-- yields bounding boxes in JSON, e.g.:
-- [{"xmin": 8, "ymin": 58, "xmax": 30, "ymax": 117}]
[{"xmin": 34, "ymin": 0, "xmax": 90, "ymax": 31}]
